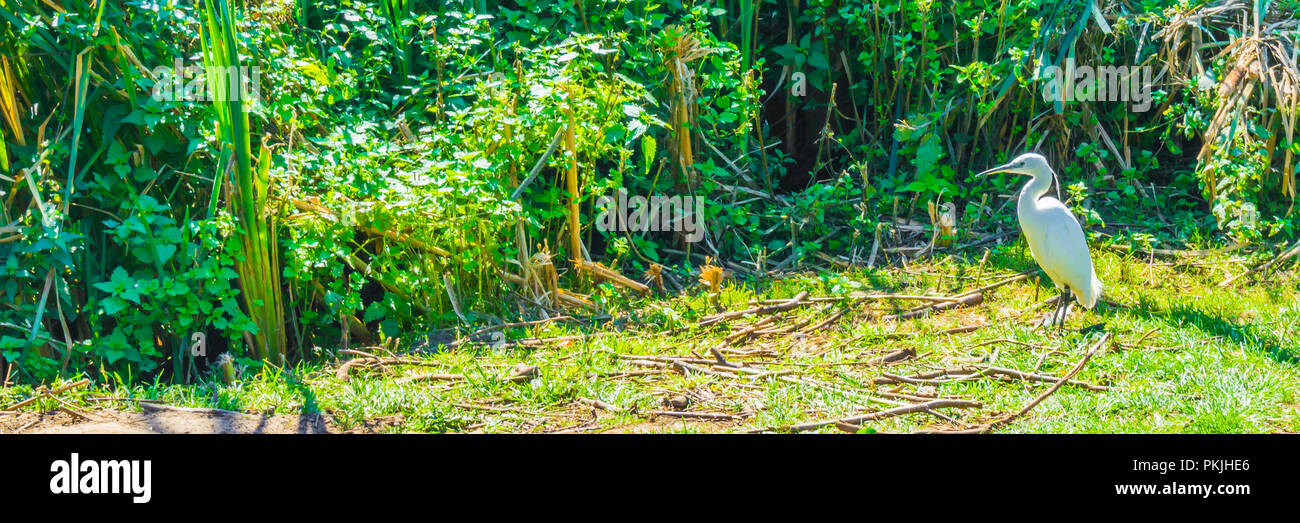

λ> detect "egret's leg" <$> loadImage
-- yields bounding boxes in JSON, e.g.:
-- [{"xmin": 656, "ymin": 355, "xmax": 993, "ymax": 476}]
[
  {"xmin": 1052, "ymin": 290, "xmax": 1068, "ymax": 329},
  {"xmin": 1053, "ymin": 291, "xmax": 1076, "ymax": 331},
  {"xmin": 1039, "ymin": 289, "xmax": 1068, "ymax": 329}
]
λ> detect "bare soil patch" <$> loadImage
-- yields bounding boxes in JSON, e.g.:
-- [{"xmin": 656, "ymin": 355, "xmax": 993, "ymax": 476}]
[{"xmin": 0, "ymin": 405, "xmax": 336, "ymax": 434}]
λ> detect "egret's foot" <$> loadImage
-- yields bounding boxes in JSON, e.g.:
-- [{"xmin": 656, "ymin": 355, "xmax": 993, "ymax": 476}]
[
  {"xmin": 1037, "ymin": 310, "xmax": 1059, "ymax": 330},
  {"xmin": 1037, "ymin": 294, "xmax": 1074, "ymax": 331},
  {"xmin": 1037, "ymin": 310, "xmax": 1068, "ymax": 330}
]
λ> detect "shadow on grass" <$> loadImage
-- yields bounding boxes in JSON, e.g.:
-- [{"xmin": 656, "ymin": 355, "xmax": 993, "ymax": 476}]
[
  {"xmin": 1124, "ymin": 302, "xmax": 1299, "ymax": 366},
  {"xmin": 286, "ymin": 371, "xmax": 325, "ymax": 434}
]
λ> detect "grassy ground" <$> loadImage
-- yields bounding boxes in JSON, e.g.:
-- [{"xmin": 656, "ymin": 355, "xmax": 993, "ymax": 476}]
[{"xmin": 4, "ymin": 243, "xmax": 1299, "ymax": 433}]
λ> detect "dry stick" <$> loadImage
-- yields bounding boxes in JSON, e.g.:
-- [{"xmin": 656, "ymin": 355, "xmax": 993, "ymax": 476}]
[
  {"xmin": 576, "ymin": 397, "xmax": 620, "ymax": 412},
  {"xmin": 932, "ymin": 333, "xmax": 1113, "ymax": 434},
  {"xmin": 335, "ymin": 356, "xmax": 444, "ymax": 382},
  {"xmin": 447, "ymin": 315, "xmax": 574, "ymax": 349},
  {"xmin": 963, "ymin": 365, "xmax": 1110, "ymax": 391},
  {"xmin": 863, "ymin": 347, "xmax": 916, "ymax": 365},
  {"xmin": 394, "ymin": 373, "xmax": 466, "ymax": 385},
  {"xmin": 801, "ymin": 296, "xmax": 872, "ymax": 333},
  {"xmin": 872, "ymin": 365, "xmax": 1106, "ymax": 391},
  {"xmin": 2, "ymin": 378, "xmax": 91, "ymax": 411},
  {"xmin": 867, "ymin": 223, "xmax": 883, "ymax": 268},
  {"xmin": 952, "ymin": 271, "xmax": 1034, "ymax": 299},
  {"xmin": 777, "ymin": 399, "xmax": 983, "ymax": 433},
  {"xmin": 725, "ymin": 315, "xmax": 779, "ymax": 343},
  {"xmin": 649, "ymin": 410, "xmax": 739, "ymax": 421},
  {"xmin": 85, "ymin": 396, "xmax": 165, "ymax": 405},
  {"xmin": 722, "ymin": 366, "xmax": 794, "ymax": 379},
  {"xmin": 1218, "ymin": 239, "xmax": 1300, "ymax": 287},
  {"xmin": 952, "ymin": 229, "xmax": 1019, "ymax": 251},
  {"xmin": 443, "ymin": 273, "xmax": 467, "ymax": 323},
  {"xmin": 707, "ymin": 345, "xmax": 741, "ymax": 368},
  {"xmin": 697, "ymin": 291, "xmax": 810, "ymax": 327},
  {"xmin": 335, "ymin": 355, "xmax": 379, "ymax": 382},
  {"xmin": 877, "ymin": 372, "xmax": 942, "ymax": 385},
  {"xmin": 878, "ymin": 390, "xmax": 960, "ymax": 403},
  {"xmin": 510, "ymin": 127, "xmax": 566, "ymax": 200},
  {"xmin": 774, "ymin": 376, "xmax": 905, "ymax": 409},
  {"xmin": 746, "ymin": 293, "xmax": 959, "ymax": 305},
  {"xmin": 574, "ymin": 260, "xmax": 650, "ymax": 294},
  {"xmin": 876, "ymin": 289, "xmax": 1042, "ymax": 341},
  {"xmin": 49, "ymin": 396, "xmax": 96, "ymax": 421},
  {"xmin": 339, "ymin": 348, "xmax": 381, "ymax": 359},
  {"xmin": 881, "ymin": 293, "xmax": 983, "ymax": 321},
  {"xmin": 673, "ymin": 360, "xmax": 738, "ymax": 378},
  {"xmin": 619, "ymin": 354, "xmax": 717, "ymax": 365},
  {"xmin": 289, "ymin": 199, "xmax": 452, "ymax": 257},
  {"xmin": 1107, "ymin": 242, "xmax": 1243, "ymax": 258},
  {"xmin": 593, "ymin": 369, "xmax": 669, "ymax": 380},
  {"xmin": 964, "ymin": 338, "xmax": 1049, "ymax": 351},
  {"xmin": 1116, "ymin": 328, "xmax": 1161, "ymax": 350}
]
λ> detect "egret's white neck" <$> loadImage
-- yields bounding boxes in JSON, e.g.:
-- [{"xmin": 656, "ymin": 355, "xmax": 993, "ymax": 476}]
[{"xmin": 1018, "ymin": 170, "xmax": 1054, "ymax": 209}]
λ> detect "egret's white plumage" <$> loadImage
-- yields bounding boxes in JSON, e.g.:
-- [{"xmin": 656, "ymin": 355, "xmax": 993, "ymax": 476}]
[{"xmin": 979, "ymin": 153, "xmax": 1102, "ymax": 326}]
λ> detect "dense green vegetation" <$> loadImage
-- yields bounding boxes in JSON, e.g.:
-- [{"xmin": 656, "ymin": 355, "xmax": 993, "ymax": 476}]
[{"xmin": 1, "ymin": 0, "xmax": 1298, "ymax": 397}]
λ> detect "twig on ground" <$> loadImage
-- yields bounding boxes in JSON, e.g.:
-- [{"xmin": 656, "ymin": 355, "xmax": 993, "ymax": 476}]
[
  {"xmin": 577, "ymin": 397, "xmax": 620, "ymax": 412},
  {"xmin": 1218, "ymin": 240, "xmax": 1300, "ymax": 287},
  {"xmin": 925, "ymin": 333, "xmax": 1112, "ymax": 434},
  {"xmin": 697, "ymin": 291, "xmax": 810, "ymax": 327},
  {"xmin": 881, "ymin": 293, "xmax": 983, "ymax": 321},
  {"xmin": 649, "ymin": 410, "xmax": 739, "ymax": 421},
  {"xmin": 2, "ymin": 378, "xmax": 91, "ymax": 411},
  {"xmin": 770, "ymin": 399, "xmax": 983, "ymax": 433},
  {"xmin": 394, "ymin": 373, "xmax": 467, "ymax": 385}
]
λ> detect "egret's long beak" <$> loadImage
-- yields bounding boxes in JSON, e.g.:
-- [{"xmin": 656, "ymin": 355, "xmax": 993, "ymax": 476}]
[{"xmin": 976, "ymin": 163, "xmax": 1013, "ymax": 177}]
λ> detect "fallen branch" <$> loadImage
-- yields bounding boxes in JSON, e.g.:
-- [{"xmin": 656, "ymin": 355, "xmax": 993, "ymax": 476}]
[
  {"xmin": 577, "ymin": 397, "xmax": 620, "ymax": 412},
  {"xmin": 697, "ymin": 291, "xmax": 810, "ymax": 327},
  {"xmin": 1110, "ymin": 242, "xmax": 1242, "ymax": 258},
  {"xmin": 394, "ymin": 373, "xmax": 466, "ymax": 385},
  {"xmin": 775, "ymin": 399, "xmax": 983, "ymax": 433},
  {"xmin": 966, "ymin": 365, "xmax": 1110, "ymax": 391},
  {"xmin": 953, "ymin": 271, "xmax": 1034, "ymax": 299},
  {"xmin": 446, "ymin": 316, "xmax": 575, "ymax": 349},
  {"xmin": 724, "ymin": 316, "xmax": 779, "ymax": 344},
  {"xmin": 1218, "ymin": 240, "xmax": 1300, "ymax": 287},
  {"xmin": 335, "ymin": 354, "xmax": 441, "ymax": 382},
  {"xmin": 511, "ymin": 127, "xmax": 566, "ymax": 200},
  {"xmin": 881, "ymin": 292, "xmax": 983, "ymax": 321},
  {"xmin": 928, "ymin": 333, "xmax": 1113, "ymax": 434},
  {"xmin": 672, "ymin": 360, "xmax": 738, "ymax": 378},
  {"xmin": 2, "ymin": 378, "xmax": 91, "ymax": 411},
  {"xmin": 871, "ymin": 364, "xmax": 1108, "ymax": 391},
  {"xmin": 574, "ymin": 260, "xmax": 650, "ymax": 294},
  {"xmin": 649, "ymin": 410, "xmax": 739, "ymax": 421},
  {"xmin": 290, "ymin": 198, "xmax": 452, "ymax": 257},
  {"xmin": 861, "ymin": 347, "xmax": 916, "ymax": 365}
]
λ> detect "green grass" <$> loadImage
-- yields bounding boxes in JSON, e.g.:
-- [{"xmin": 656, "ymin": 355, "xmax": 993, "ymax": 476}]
[{"xmin": 4, "ymin": 244, "xmax": 1298, "ymax": 434}]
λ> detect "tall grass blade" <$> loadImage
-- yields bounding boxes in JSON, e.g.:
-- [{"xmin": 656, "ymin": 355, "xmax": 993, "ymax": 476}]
[{"xmin": 198, "ymin": 0, "xmax": 287, "ymax": 362}]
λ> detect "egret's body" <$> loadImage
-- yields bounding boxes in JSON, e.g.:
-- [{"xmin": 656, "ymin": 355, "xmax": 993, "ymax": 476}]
[{"xmin": 980, "ymin": 153, "xmax": 1102, "ymax": 327}]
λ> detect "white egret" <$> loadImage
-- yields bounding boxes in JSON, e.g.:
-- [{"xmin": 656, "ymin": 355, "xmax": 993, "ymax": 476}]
[{"xmin": 977, "ymin": 153, "xmax": 1102, "ymax": 328}]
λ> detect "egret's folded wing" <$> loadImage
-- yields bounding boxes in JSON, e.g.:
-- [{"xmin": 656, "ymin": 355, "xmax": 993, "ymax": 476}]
[{"xmin": 1037, "ymin": 201, "xmax": 1095, "ymax": 298}]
